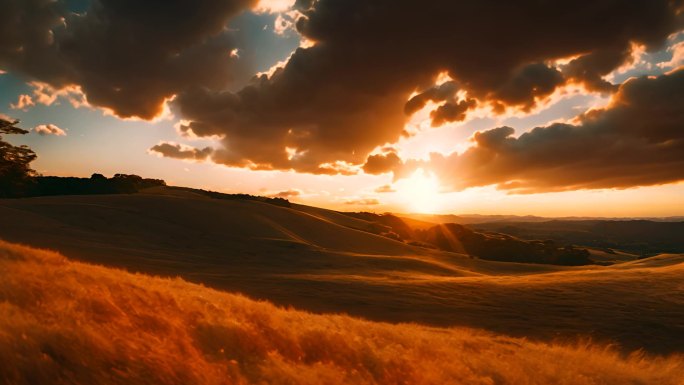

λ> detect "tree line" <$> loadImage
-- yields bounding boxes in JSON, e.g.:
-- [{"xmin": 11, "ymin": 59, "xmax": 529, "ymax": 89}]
[
  {"xmin": 0, "ymin": 117, "xmax": 290, "ymax": 208},
  {"xmin": 1, "ymin": 117, "xmax": 165, "ymax": 198}
]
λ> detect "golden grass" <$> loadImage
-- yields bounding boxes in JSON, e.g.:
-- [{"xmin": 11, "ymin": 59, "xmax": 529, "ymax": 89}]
[{"xmin": 1, "ymin": 240, "xmax": 683, "ymax": 385}]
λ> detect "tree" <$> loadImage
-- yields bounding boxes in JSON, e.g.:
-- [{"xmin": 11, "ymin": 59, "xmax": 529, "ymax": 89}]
[{"xmin": 0, "ymin": 118, "xmax": 37, "ymax": 197}]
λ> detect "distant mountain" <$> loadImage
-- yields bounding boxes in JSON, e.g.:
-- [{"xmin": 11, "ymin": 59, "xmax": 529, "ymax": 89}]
[
  {"xmin": 470, "ymin": 220, "xmax": 684, "ymax": 256},
  {"xmin": 403, "ymin": 213, "xmax": 684, "ymax": 224},
  {"xmin": 412, "ymin": 223, "xmax": 592, "ymax": 265},
  {"xmin": 402, "ymin": 213, "xmax": 548, "ymax": 224},
  {"xmin": 339, "ymin": 212, "xmax": 593, "ymax": 265}
]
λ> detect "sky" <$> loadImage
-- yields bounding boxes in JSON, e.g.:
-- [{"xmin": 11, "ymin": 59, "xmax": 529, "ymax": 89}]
[{"xmin": 1, "ymin": 0, "xmax": 684, "ymax": 216}]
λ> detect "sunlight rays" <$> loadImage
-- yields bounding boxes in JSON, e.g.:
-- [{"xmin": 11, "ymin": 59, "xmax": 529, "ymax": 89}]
[{"xmin": 396, "ymin": 168, "xmax": 441, "ymax": 213}]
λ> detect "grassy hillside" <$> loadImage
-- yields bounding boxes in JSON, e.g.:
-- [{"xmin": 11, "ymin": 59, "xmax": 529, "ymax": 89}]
[
  {"xmin": 1, "ymin": 191, "xmax": 683, "ymax": 354},
  {"xmin": 1, "ymin": 240, "xmax": 683, "ymax": 385}
]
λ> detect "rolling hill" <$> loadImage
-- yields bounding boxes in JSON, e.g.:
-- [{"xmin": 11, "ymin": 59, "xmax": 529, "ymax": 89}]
[
  {"xmin": 2, "ymin": 240, "xmax": 683, "ymax": 385},
  {"xmin": 1, "ymin": 188, "xmax": 683, "ymax": 355}
]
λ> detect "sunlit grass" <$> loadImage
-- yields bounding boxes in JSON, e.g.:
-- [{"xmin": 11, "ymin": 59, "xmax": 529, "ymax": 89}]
[{"xmin": 1, "ymin": 240, "xmax": 682, "ymax": 385}]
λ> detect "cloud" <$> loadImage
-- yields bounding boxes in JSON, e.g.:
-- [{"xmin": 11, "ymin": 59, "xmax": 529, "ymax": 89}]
[
  {"xmin": 362, "ymin": 152, "xmax": 402, "ymax": 175},
  {"xmin": 271, "ymin": 189, "xmax": 301, "ymax": 198},
  {"xmin": 0, "ymin": 0, "xmax": 259, "ymax": 120},
  {"xmin": 658, "ymin": 41, "xmax": 684, "ymax": 69},
  {"xmin": 561, "ymin": 48, "xmax": 630, "ymax": 93},
  {"xmin": 3, "ymin": 0, "xmax": 683, "ymax": 180},
  {"xmin": 415, "ymin": 68, "xmax": 684, "ymax": 193},
  {"xmin": 374, "ymin": 184, "xmax": 395, "ymax": 193},
  {"xmin": 33, "ymin": 124, "xmax": 66, "ymax": 136},
  {"xmin": 149, "ymin": 142, "xmax": 213, "ymax": 161},
  {"xmin": 175, "ymin": 0, "xmax": 683, "ymax": 174},
  {"xmin": 25, "ymin": 82, "xmax": 88, "ymax": 109},
  {"xmin": 10, "ymin": 94, "xmax": 35, "ymax": 111},
  {"xmin": 344, "ymin": 198, "xmax": 380, "ymax": 206},
  {"xmin": 254, "ymin": 0, "xmax": 296, "ymax": 14}
]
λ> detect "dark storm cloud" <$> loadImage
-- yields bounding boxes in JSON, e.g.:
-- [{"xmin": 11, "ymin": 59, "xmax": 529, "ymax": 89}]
[
  {"xmin": 418, "ymin": 68, "xmax": 684, "ymax": 193},
  {"xmin": 405, "ymin": 81, "xmax": 457, "ymax": 115},
  {"xmin": 176, "ymin": 0, "xmax": 684, "ymax": 174},
  {"xmin": 561, "ymin": 48, "xmax": 631, "ymax": 94},
  {"xmin": 429, "ymin": 99, "xmax": 478, "ymax": 127},
  {"xmin": 489, "ymin": 64, "xmax": 565, "ymax": 113},
  {"xmin": 3, "ymin": 0, "xmax": 683, "ymax": 179},
  {"xmin": 0, "ymin": 0, "xmax": 257, "ymax": 119},
  {"xmin": 149, "ymin": 142, "xmax": 213, "ymax": 161},
  {"xmin": 403, "ymin": 80, "xmax": 478, "ymax": 126}
]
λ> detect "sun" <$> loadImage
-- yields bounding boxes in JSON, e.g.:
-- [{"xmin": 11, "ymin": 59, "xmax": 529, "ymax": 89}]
[{"xmin": 396, "ymin": 168, "xmax": 442, "ymax": 213}]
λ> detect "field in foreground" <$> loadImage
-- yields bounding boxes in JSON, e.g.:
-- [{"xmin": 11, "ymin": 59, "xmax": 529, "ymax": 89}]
[{"xmin": 1, "ymin": 240, "xmax": 683, "ymax": 385}]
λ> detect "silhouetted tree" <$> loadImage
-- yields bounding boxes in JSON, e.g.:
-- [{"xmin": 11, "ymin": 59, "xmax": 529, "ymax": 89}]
[{"xmin": 0, "ymin": 118, "xmax": 37, "ymax": 197}]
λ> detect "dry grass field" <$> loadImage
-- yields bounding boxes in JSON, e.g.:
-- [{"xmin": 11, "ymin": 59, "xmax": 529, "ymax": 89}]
[
  {"xmin": 2, "ymin": 240, "xmax": 683, "ymax": 385},
  {"xmin": 1, "ymin": 191, "xmax": 683, "ymax": 355}
]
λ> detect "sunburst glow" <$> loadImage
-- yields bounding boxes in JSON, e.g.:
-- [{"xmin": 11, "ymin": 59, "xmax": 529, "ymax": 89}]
[{"xmin": 396, "ymin": 168, "xmax": 441, "ymax": 213}]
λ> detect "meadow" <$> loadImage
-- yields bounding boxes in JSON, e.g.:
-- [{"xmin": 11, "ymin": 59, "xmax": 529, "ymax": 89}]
[{"xmin": 1, "ymin": 240, "xmax": 683, "ymax": 385}]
